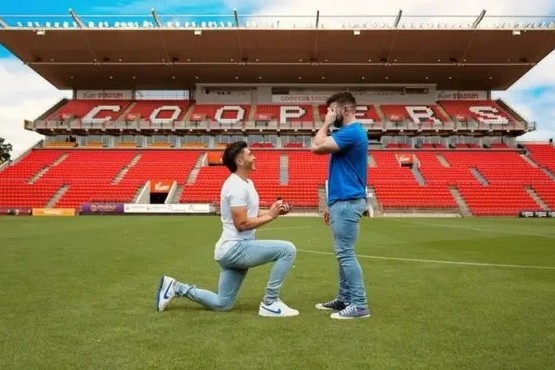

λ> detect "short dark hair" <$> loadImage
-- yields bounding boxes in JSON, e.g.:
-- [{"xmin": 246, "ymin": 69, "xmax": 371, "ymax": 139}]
[
  {"xmin": 326, "ymin": 91, "xmax": 356, "ymax": 108},
  {"xmin": 222, "ymin": 140, "xmax": 248, "ymax": 173}
]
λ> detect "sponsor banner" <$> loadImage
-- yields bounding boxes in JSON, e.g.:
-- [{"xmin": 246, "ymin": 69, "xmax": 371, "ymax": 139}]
[
  {"xmin": 150, "ymin": 180, "xmax": 175, "ymax": 193},
  {"xmin": 437, "ymin": 90, "xmax": 488, "ymax": 100},
  {"xmin": 80, "ymin": 203, "xmax": 125, "ymax": 215},
  {"xmin": 518, "ymin": 210, "xmax": 555, "ymax": 218},
  {"xmin": 76, "ymin": 90, "xmax": 133, "ymax": 100},
  {"xmin": 124, "ymin": 203, "xmax": 214, "ymax": 214},
  {"xmin": 32, "ymin": 208, "xmax": 76, "ymax": 217},
  {"xmin": 0, "ymin": 207, "xmax": 32, "ymax": 216}
]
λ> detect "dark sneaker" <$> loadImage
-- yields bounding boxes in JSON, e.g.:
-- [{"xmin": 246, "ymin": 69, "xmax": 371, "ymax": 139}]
[
  {"xmin": 330, "ymin": 305, "xmax": 371, "ymax": 320},
  {"xmin": 315, "ymin": 299, "xmax": 349, "ymax": 311}
]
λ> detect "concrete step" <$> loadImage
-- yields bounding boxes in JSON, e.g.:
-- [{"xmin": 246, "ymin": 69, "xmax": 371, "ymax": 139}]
[
  {"xmin": 449, "ymin": 186, "xmax": 473, "ymax": 217},
  {"xmin": 525, "ymin": 186, "xmax": 550, "ymax": 210},
  {"xmin": 169, "ymin": 184, "xmax": 185, "ymax": 204},
  {"xmin": 46, "ymin": 184, "xmax": 70, "ymax": 208},
  {"xmin": 436, "ymin": 154, "xmax": 451, "ymax": 168},
  {"xmin": 28, "ymin": 152, "xmax": 68, "ymax": 184},
  {"xmin": 540, "ymin": 167, "xmax": 555, "ymax": 181},
  {"xmin": 368, "ymin": 154, "xmax": 377, "ymax": 168},
  {"xmin": 411, "ymin": 165, "xmax": 426, "ymax": 186},
  {"xmin": 132, "ymin": 184, "xmax": 146, "ymax": 203},
  {"xmin": 318, "ymin": 185, "xmax": 327, "ymax": 216},
  {"xmin": 185, "ymin": 153, "xmax": 207, "ymax": 185},
  {"xmin": 520, "ymin": 153, "xmax": 539, "ymax": 168},
  {"xmin": 470, "ymin": 167, "xmax": 489, "ymax": 186},
  {"xmin": 280, "ymin": 154, "xmax": 288, "ymax": 185},
  {"xmin": 113, "ymin": 153, "xmax": 142, "ymax": 184},
  {"xmin": 367, "ymin": 186, "xmax": 384, "ymax": 217}
]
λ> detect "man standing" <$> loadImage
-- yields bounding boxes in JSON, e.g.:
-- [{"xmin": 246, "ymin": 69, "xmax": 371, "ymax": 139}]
[
  {"xmin": 311, "ymin": 91, "xmax": 370, "ymax": 319},
  {"xmin": 156, "ymin": 141, "xmax": 299, "ymax": 317}
]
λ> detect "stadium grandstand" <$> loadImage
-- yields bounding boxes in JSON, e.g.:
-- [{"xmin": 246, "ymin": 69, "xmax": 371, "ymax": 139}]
[{"xmin": 0, "ymin": 10, "xmax": 554, "ymax": 217}]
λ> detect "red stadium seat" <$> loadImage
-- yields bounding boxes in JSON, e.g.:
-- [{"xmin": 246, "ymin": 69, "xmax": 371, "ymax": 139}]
[
  {"xmin": 48, "ymin": 100, "xmax": 131, "ymax": 122},
  {"xmin": 439, "ymin": 100, "xmax": 513, "ymax": 125},
  {"xmin": 125, "ymin": 100, "xmax": 190, "ymax": 122},
  {"xmin": 189, "ymin": 104, "xmax": 250, "ymax": 127}
]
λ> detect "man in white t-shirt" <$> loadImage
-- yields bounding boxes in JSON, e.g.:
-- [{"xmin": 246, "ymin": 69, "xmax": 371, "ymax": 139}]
[{"xmin": 156, "ymin": 141, "xmax": 299, "ymax": 317}]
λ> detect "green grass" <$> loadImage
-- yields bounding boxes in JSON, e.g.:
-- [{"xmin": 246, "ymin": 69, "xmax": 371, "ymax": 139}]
[{"xmin": 0, "ymin": 216, "xmax": 554, "ymax": 369}]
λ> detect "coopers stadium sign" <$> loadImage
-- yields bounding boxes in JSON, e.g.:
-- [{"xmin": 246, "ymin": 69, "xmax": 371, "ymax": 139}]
[
  {"xmin": 76, "ymin": 90, "xmax": 133, "ymax": 100},
  {"xmin": 437, "ymin": 91, "xmax": 488, "ymax": 100},
  {"xmin": 272, "ymin": 95, "xmax": 330, "ymax": 103},
  {"xmin": 271, "ymin": 91, "xmax": 404, "ymax": 103}
]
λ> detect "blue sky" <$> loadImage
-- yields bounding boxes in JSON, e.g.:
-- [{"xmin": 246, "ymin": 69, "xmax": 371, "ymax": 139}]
[
  {"xmin": 0, "ymin": 0, "xmax": 252, "ymax": 15},
  {"xmin": 1, "ymin": 0, "xmax": 554, "ymax": 156},
  {"xmin": 0, "ymin": 0, "xmax": 258, "ymax": 57}
]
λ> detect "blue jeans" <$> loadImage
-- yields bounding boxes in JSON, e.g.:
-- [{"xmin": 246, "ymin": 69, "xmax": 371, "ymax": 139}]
[
  {"xmin": 174, "ymin": 240, "xmax": 296, "ymax": 311},
  {"xmin": 329, "ymin": 198, "xmax": 368, "ymax": 308}
]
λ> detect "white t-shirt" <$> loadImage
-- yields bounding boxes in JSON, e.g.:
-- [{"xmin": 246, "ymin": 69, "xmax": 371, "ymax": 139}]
[{"xmin": 214, "ymin": 173, "xmax": 259, "ymax": 260}]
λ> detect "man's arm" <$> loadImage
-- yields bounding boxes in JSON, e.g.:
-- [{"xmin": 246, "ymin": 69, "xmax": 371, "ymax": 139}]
[
  {"xmin": 258, "ymin": 209, "xmax": 269, "ymax": 217},
  {"xmin": 311, "ymin": 127, "xmax": 340, "ymax": 155},
  {"xmin": 232, "ymin": 202, "xmax": 282, "ymax": 232},
  {"xmin": 311, "ymin": 110, "xmax": 340, "ymax": 155}
]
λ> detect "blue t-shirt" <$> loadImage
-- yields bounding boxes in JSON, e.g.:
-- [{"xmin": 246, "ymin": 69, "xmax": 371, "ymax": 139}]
[{"xmin": 327, "ymin": 123, "xmax": 368, "ymax": 205}]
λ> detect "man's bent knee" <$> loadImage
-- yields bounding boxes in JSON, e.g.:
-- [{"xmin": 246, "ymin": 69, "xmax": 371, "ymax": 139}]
[
  {"xmin": 283, "ymin": 241, "xmax": 297, "ymax": 258},
  {"xmin": 214, "ymin": 299, "xmax": 235, "ymax": 312}
]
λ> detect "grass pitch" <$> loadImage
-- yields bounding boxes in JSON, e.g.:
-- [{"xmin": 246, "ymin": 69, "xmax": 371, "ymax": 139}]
[{"xmin": 0, "ymin": 216, "xmax": 554, "ymax": 369}]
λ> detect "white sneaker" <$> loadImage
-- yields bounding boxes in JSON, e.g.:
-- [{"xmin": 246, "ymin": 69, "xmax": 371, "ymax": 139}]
[
  {"xmin": 258, "ymin": 299, "xmax": 299, "ymax": 317},
  {"xmin": 156, "ymin": 275, "xmax": 176, "ymax": 312}
]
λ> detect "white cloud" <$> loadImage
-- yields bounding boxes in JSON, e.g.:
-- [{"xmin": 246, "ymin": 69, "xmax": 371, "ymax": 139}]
[
  {"xmin": 495, "ymin": 86, "xmax": 555, "ymax": 141},
  {"xmin": 493, "ymin": 49, "xmax": 555, "ymax": 142},
  {"xmin": 247, "ymin": 0, "xmax": 555, "ymax": 28},
  {"xmin": 246, "ymin": 0, "xmax": 555, "ymax": 20},
  {"xmin": 506, "ymin": 50, "xmax": 555, "ymax": 90},
  {"xmin": 0, "ymin": 59, "xmax": 70, "ymax": 158}
]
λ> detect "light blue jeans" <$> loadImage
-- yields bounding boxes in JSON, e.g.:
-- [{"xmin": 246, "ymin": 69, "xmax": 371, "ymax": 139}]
[
  {"xmin": 329, "ymin": 198, "xmax": 368, "ymax": 308},
  {"xmin": 174, "ymin": 239, "xmax": 296, "ymax": 311}
]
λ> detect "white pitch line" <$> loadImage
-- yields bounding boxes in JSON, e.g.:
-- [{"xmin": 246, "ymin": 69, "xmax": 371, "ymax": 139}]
[
  {"xmin": 399, "ymin": 219, "xmax": 555, "ymax": 239},
  {"xmin": 297, "ymin": 248, "xmax": 555, "ymax": 270}
]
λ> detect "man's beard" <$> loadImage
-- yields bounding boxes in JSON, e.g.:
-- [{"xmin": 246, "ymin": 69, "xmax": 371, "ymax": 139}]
[{"xmin": 333, "ymin": 116, "xmax": 344, "ymax": 128}]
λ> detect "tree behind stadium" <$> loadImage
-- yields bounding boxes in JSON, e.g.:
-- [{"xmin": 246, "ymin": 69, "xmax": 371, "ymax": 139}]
[{"xmin": 0, "ymin": 137, "xmax": 12, "ymax": 163}]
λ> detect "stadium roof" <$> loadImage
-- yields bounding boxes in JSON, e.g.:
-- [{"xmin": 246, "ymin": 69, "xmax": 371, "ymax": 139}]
[{"xmin": 1, "ymin": 23, "xmax": 555, "ymax": 90}]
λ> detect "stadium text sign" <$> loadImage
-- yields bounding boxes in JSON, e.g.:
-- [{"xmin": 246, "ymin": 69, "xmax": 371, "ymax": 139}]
[
  {"xmin": 272, "ymin": 95, "xmax": 329, "ymax": 103},
  {"xmin": 76, "ymin": 90, "xmax": 133, "ymax": 100},
  {"xmin": 272, "ymin": 91, "xmax": 405, "ymax": 104},
  {"xmin": 437, "ymin": 91, "xmax": 488, "ymax": 100}
]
